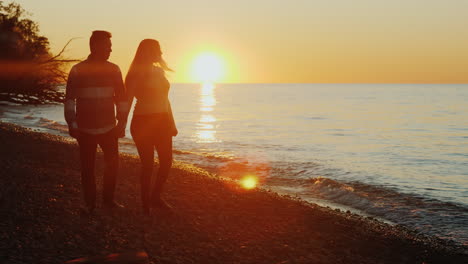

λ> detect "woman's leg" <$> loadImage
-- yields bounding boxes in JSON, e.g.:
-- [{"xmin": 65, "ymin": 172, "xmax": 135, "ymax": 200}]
[
  {"xmin": 131, "ymin": 119, "xmax": 155, "ymax": 213},
  {"xmin": 151, "ymin": 135, "xmax": 173, "ymax": 206},
  {"xmin": 135, "ymin": 138, "xmax": 154, "ymax": 213}
]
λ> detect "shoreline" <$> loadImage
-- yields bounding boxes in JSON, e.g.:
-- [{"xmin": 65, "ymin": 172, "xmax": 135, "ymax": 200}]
[{"xmin": 0, "ymin": 122, "xmax": 467, "ymax": 263}]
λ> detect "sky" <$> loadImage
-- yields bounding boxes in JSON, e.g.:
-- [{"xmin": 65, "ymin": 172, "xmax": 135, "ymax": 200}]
[{"xmin": 15, "ymin": 0, "xmax": 468, "ymax": 83}]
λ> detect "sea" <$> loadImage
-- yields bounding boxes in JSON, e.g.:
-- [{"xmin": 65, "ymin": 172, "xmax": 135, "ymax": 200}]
[{"xmin": 1, "ymin": 83, "xmax": 467, "ymax": 245}]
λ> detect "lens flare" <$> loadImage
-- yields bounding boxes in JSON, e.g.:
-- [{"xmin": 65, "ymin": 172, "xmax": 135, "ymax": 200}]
[{"xmin": 240, "ymin": 175, "xmax": 258, "ymax": 190}]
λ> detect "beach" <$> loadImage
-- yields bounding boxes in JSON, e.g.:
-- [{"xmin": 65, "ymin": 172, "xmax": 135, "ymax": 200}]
[{"xmin": 0, "ymin": 122, "xmax": 466, "ymax": 264}]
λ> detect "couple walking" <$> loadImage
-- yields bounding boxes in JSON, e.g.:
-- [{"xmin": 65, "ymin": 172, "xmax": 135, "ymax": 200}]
[{"xmin": 64, "ymin": 31, "xmax": 177, "ymax": 215}]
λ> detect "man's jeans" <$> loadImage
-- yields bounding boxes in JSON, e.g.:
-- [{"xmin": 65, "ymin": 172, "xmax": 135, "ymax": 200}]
[{"xmin": 77, "ymin": 130, "xmax": 118, "ymax": 208}]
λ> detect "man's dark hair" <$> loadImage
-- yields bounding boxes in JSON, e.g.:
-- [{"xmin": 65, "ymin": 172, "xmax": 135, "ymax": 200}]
[{"xmin": 89, "ymin": 30, "xmax": 112, "ymax": 49}]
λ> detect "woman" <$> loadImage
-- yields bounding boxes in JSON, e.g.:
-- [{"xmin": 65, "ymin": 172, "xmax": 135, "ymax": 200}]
[{"xmin": 126, "ymin": 39, "xmax": 177, "ymax": 215}]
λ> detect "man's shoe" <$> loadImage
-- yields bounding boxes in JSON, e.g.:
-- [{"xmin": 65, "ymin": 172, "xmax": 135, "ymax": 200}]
[{"xmin": 103, "ymin": 200, "xmax": 125, "ymax": 209}]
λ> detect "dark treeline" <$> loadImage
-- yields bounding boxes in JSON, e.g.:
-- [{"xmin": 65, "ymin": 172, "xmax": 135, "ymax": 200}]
[{"xmin": 0, "ymin": 1, "xmax": 77, "ymax": 104}]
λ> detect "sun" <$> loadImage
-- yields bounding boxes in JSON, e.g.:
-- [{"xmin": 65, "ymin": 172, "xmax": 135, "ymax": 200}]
[{"xmin": 191, "ymin": 52, "xmax": 225, "ymax": 83}]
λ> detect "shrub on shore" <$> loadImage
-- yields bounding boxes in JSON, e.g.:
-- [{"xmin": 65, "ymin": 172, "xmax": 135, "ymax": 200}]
[{"xmin": 0, "ymin": 1, "xmax": 76, "ymax": 104}]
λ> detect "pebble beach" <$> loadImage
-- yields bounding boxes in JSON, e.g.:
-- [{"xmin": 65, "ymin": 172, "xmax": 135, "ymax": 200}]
[{"xmin": 0, "ymin": 122, "xmax": 467, "ymax": 264}]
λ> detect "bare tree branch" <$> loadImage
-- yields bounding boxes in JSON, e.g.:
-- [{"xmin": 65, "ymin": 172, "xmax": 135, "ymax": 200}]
[{"xmin": 39, "ymin": 37, "xmax": 81, "ymax": 64}]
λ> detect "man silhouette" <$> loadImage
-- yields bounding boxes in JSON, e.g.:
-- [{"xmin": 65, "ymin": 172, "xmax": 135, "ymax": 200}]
[{"xmin": 64, "ymin": 31, "xmax": 128, "ymax": 213}]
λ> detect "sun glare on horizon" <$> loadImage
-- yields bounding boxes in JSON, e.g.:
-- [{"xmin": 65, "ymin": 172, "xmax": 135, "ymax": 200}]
[{"xmin": 191, "ymin": 52, "xmax": 225, "ymax": 83}]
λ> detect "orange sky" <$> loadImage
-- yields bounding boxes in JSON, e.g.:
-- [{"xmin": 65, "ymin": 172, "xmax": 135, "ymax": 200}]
[{"xmin": 17, "ymin": 0, "xmax": 468, "ymax": 83}]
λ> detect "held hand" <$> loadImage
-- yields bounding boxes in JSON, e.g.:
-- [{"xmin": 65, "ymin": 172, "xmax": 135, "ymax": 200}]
[
  {"xmin": 68, "ymin": 127, "xmax": 80, "ymax": 138},
  {"xmin": 114, "ymin": 122, "xmax": 126, "ymax": 138}
]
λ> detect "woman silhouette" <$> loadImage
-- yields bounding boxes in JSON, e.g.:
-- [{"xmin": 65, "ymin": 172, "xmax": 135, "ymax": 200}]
[{"xmin": 126, "ymin": 39, "xmax": 177, "ymax": 215}]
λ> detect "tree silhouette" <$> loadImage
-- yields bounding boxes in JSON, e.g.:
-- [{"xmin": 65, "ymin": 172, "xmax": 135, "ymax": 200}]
[{"xmin": 0, "ymin": 1, "xmax": 78, "ymax": 104}]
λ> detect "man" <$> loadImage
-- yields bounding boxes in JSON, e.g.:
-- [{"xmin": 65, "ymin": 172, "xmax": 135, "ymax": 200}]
[{"xmin": 64, "ymin": 31, "xmax": 129, "ymax": 213}]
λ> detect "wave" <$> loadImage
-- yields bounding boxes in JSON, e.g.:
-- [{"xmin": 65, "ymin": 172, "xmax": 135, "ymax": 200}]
[
  {"xmin": 268, "ymin": 175, "xmax": 468, "ymax": 244},
  {"xmin": 309, "ymin": 177, "xmax": 374, "ymax": 208},
  {"xmin": 36, "ymin": 118, "xmax": 69, "ymax": 134}
]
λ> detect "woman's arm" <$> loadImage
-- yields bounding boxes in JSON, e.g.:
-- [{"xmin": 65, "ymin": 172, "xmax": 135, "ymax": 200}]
[
  {"xmin": 126, "ymin": 76, "xmax": 136, "ymax": 114},
  {"xmin": 157, "ymin": 66, "xmax": 177, "ymax": 136},
  {"xmin": 168, "ymin": 100, "xmax": 178, "ymax": 136}
]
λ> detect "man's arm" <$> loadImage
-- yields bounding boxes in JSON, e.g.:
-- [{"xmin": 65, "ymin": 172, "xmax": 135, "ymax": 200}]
[{"xmin": 64, "ymin": 66, "xmax": 79, "ymax": 138}]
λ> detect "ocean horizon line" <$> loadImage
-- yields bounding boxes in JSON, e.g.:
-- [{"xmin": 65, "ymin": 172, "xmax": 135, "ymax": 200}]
[{"xmin": 171, "ymin": 82, "xmax": 468, "ymax": 85}]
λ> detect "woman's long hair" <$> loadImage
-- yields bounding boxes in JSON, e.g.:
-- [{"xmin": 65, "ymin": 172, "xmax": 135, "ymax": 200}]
[{"xmin": 125, "ymin": 39, "xmax": 172, "ymax": 89}]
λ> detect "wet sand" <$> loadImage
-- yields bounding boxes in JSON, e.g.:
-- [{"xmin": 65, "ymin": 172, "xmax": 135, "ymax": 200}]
[{"xmin": 0, "ymin": 122, "xmax": 466, "ymax": 264}]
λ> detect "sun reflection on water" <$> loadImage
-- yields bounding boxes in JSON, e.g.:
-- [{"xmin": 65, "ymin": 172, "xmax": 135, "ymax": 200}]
[{"xmin": 196, "ymin": 83, "xmax": 219, "ymax": 143}]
